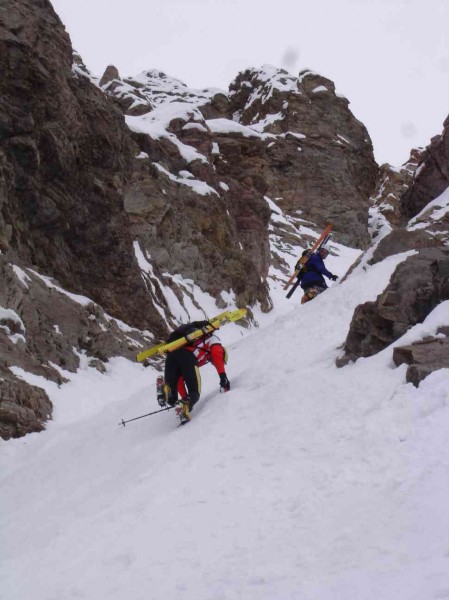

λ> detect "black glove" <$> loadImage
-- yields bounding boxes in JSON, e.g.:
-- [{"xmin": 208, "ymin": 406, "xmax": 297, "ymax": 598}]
[
  {"xmin": 219, "ymin": 373, "xmax": 230, "ymax": 392},
  {"xmin": 330, "ymin": 274, "xmax": 338, "ymax": 281}
]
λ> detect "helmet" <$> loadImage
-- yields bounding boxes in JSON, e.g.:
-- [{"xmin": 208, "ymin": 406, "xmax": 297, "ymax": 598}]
[{"xmin": 319, "ymin": 243, "xmax": 330, "ymax": 255}]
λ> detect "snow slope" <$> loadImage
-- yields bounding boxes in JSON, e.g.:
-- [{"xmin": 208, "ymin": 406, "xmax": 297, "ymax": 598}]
[{"xmin": 1, "ymin": 249, "xmax": 449, "ymax": 600}]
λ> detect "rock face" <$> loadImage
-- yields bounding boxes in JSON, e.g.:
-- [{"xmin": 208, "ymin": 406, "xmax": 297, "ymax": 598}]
[
  {"xmin": 0, "ymin": 0, "xmax": 164, "ymax": 438},
  {"xmin": 112, "ymin": 70, "xmax": 274, "ymax": 310},
  {"xmin": 0, "ymin": 0, "xmax": 161, "ymax": 332},
  {"xmin": 337, "ymin": 248, "xmax": 449, "ymax": 366},
  {"xmin": 100, "ymin": 65, "xmax": 378, "ymax": 311},
  {"xmin": 338, "ymin": 110, "xmax": 449, "ymax": 380},
  {"xmin": 0, "ymin": 375, "xmax": 52, "ymax": 440},
  {"xmin": 229, "ymin": 68, "xmax": 379, "ymax": 248},
  {"xmin": 367, "ymin": 129, "xmax": 449, "ymax": 253},
  {"xmin": 368, "ymin": 148, "xmax": 423, "ymax": 240},
  {"xmin": 0, "ymin": 254, "xmax": 153, "ymax": 440},
  {"xmin": 393, "ymin": 329, "xmax": 449, "ymax": 386},
  {"xmin": 368, "ymin": 228, "xmax": 442, "ymax": 266},
  {"xmin": 401, "ymin": 115, "xmax": 449, "ymax": 219}
]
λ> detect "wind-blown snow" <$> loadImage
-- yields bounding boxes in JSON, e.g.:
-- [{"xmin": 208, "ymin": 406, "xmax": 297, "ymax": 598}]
[
  {"xmin": 250, "ymin": 112, "xmax": 283, "ymax": 132},
  {"xmin": 205, "ymin": 118, "xmax": 269, "ymax": 139},
  {"xmin": 235, "ymin": 65, "xmax": 299, "ymax": 111},
  {"xmin": 25, "ymin": 267, "xmax": 143, "ymax": 335},
  {"xmin": 152, "ymin": 163, "xmax": 218, "ymax": 196},
  {"xmin": 10, "ymin": 264, "xmax": 31, "ymax": 288},
  {"xmin": 27, "ymin": 268, "xmax": 92, "ymax": 307},
  {"xmin": 0, "ymin": 307, "xmax": 25, "ymax": 329},
  {"xmin": 312, "ymin": 85, "xmax": 328, "ymax": 93},
  {"xmin": 2, "ymin": 243, "xmax": 449, "ymax": 599},
  {"xmin": 125, "ymin": 104, "xmax": 209, "ymax": 164}
]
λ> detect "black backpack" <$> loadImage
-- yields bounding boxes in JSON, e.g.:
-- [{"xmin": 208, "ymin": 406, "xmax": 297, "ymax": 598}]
[{"xmin": 167, "ymin": 320, "xmax": 211, "ymax": 343}]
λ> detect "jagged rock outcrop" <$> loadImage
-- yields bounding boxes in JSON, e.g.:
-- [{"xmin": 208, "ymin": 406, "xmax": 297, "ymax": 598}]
[
  {"xmin": 100, "ymin": 67, "xmax": 152, "ymax": 116},
  {"xmin": 368, "ymin": 124, "xmax": 449, "ymax": 250},
  {"xmin": 229, "ymin": 67, "xmax": 378, "ymax": 247},
  {"xmin": 127, "ymin": 154, "xmax": 272, "ymax": 310},
  {"xmin": 0, "ymin": 374, "xmax": 52, "ymax": 440},
  {"xmin": 101, "ymin": 64, "xmax": 378, "ymax": 306},
  {"xmin": 0, "ymin": 0, "xmax": 168, "ymax": 438},
  {"xmin": 368, "ymin": 228, "xmax": 442, "ymax": 266},
  {"xmin": 393, "ymin": 328, "xmax": 449, "ymax": 386},
  {"xmin": 368, "ymin": 148, "xmax": 423, "ymax": 240},
  {"xmin": 0, "ymin": 253, "xmax": 153, "ymax": 439},
  {"xmin": 401, "ymin": 114, "xmax": 449, "ymax": 219},
  {"xmin": 337, "ymin": 112, "xmax": 449, "ymax": 382},
  {"xmin": 0, "ymin": 0, "xmax": 162, "ymax": 332},
  {"xmin": 99, "ymin": 64, "xmax": 120, "ymax": 88},
  {"xmin": 72, "ymin": 50, "xmax": 93, "ymax": 80},
  {"xmin": 337, "ymin": 248, "xmax": 449, "ymax": 366},
  {"xmin": 98, "ymin": 73, "xmax": 264, "ymax": 308}
]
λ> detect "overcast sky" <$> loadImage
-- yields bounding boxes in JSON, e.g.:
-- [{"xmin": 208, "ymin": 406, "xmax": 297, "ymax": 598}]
[{"xmin": 51, "ymin": 0, "xmax": 448, "ymax": 167}]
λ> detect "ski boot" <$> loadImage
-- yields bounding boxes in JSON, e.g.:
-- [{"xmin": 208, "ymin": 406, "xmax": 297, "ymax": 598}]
[
  {"xmin": 156, "ymin": 376, "xmax": 167, "ymax": 407},
  {"xmin": 301, "ymin": 287, "xmax": 318, "ymax": 304},
  {"xmin": 175, "ymin": 397, "xmax": 191, "ymax": 425}
]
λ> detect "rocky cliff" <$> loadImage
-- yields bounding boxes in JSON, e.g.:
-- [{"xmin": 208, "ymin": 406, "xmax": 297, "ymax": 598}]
[
  {"xmin": 0, "ymin": 0, "xmax": 170, "ymax": 437},
  {"xmin": 229, "ymin": 67, "xmax": 378, "ymax": 248},
  {"xmin": 401, "ymin": 115, "xmax": 449, "ymax": 220},
  {"xmin": 337, "ymin": 116, "xmax": 449, "ymax": 382},
  {"xmin": 0, "ymin": 0, "xmax": 159, "ymax": 330}
]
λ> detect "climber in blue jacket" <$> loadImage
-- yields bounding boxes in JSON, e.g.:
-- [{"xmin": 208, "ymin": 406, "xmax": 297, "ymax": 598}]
[{"xmin": 298, "ymin": 244, "xmax": 338, "ymax": 304}]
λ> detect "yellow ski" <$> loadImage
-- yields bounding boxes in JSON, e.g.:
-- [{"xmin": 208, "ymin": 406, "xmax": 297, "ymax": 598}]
[{"xmin": 136, "ymin": 308, "xmax": 247, "ymax": 362}]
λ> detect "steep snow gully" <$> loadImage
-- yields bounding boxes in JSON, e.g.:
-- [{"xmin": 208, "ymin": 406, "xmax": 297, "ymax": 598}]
[{"xmin": 1, "ymin": 248, "xmax": 449, "ymax": 600}]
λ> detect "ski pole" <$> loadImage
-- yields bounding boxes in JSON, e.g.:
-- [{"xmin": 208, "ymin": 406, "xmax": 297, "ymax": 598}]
[{"xmin": 119, "ymin": 406, "xmax": 174, "ymax": 427}]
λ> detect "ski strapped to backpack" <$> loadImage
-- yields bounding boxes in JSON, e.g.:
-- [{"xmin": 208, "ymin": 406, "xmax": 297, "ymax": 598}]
[
  {"xmin": 136, "ymin": 308, "xmax": 247, "ymax": 362},
  {"xmin": 283, "ymin": 223, "xmax": 333, "ymax": 291},
  {"xmin": 286, "ymin": 229, "xmax": 333, "ymax": 299}
]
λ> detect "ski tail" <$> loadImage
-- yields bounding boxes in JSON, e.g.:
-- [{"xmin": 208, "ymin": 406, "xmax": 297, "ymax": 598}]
[
  {"xmin": 284, "ymin": 223, "xmax": 333, "ymax": 290},
  {"xmin": 286, "ymin": 278, "xmax": 301, "ymax": 299}
]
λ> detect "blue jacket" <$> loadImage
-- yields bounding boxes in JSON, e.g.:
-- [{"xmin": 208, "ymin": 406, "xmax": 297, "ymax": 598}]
[{"xmin": 299, "ymin": 253, "xmax": 334, "ymax": 290}]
